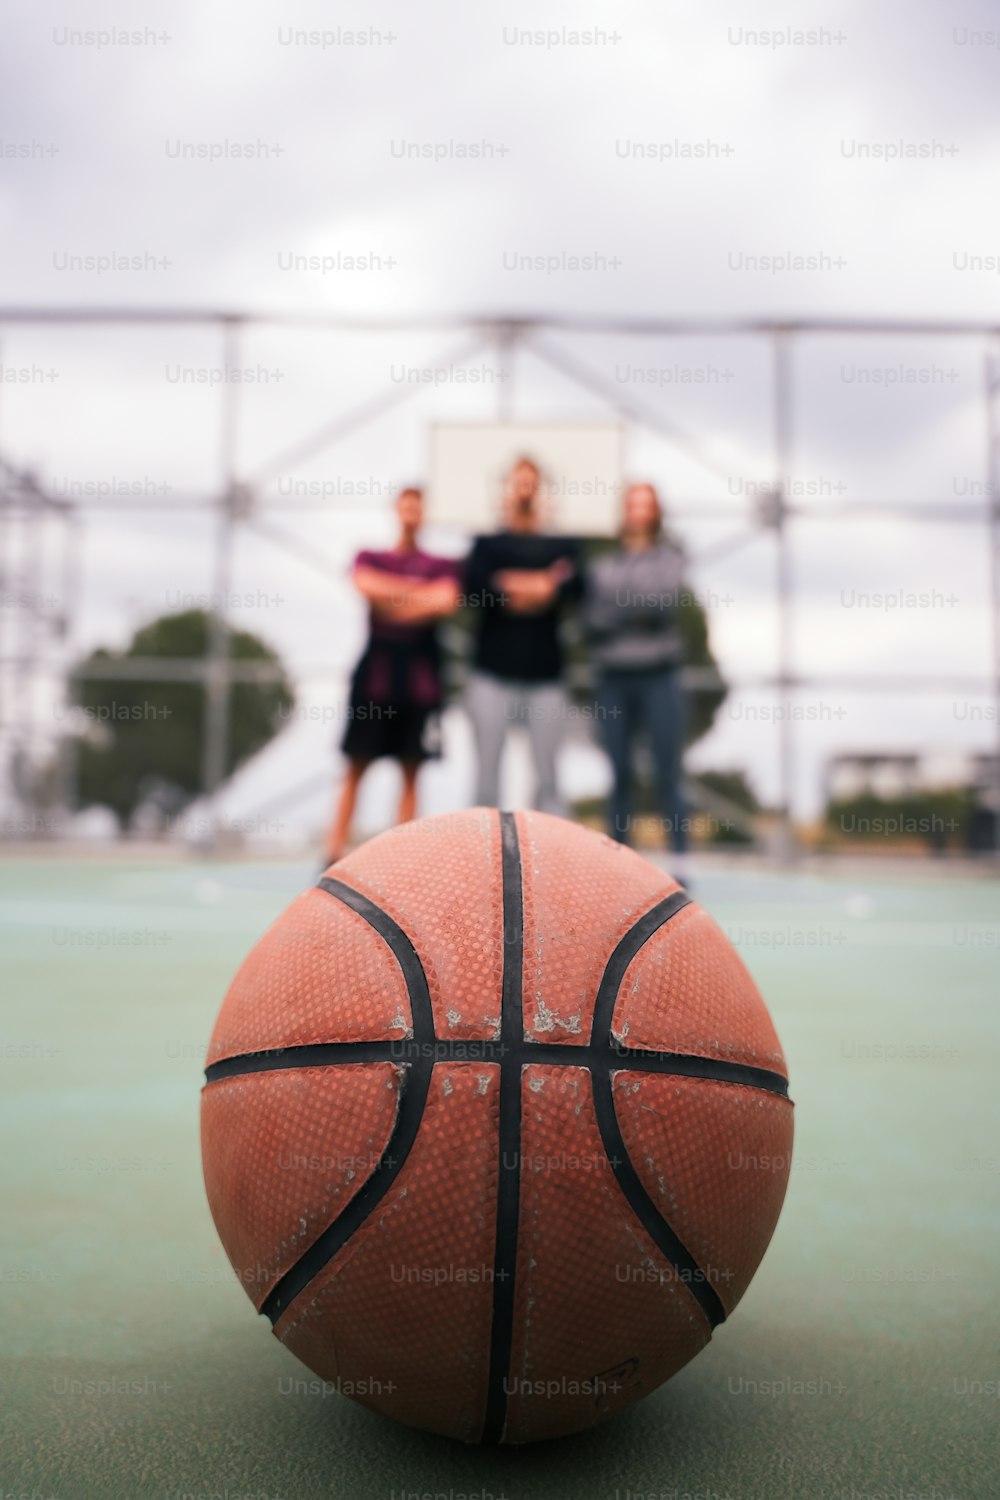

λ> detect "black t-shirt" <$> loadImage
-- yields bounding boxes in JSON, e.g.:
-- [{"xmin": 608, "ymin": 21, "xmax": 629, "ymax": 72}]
[{"xmin": 464, "ymin": 531, "xmax": 583, "ymax": 683}]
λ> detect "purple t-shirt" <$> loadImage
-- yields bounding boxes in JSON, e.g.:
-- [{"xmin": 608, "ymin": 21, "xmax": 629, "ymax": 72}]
[{"xmin": 354, "ymin": 548, "xmax": 462, "ymax": 706}]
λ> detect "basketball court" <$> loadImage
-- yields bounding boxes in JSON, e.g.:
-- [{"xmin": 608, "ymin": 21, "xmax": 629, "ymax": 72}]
[
  {"xmin": 2, "ymin": 312, "xmax": 998, "ymax": 1499},
  {"xmin": 4, "ymin": 5, "xmax": 1000, "ymax": 1493},
  {"xmin": 3, "ymin": 848, "xmax": 995, "ymax": 1498}
]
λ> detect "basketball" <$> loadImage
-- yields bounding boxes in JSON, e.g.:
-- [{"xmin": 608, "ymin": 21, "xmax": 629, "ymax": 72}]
[{"xmin": 200, "ymin": 808, "xmax": 794, "ymax": 1443}]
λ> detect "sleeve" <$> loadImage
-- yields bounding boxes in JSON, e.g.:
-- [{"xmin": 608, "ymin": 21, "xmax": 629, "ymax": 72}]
[
  {"xmin": 554, "ymin": 537, "xmax": 585, "ymax": 604},
  {"xmin": 582, "ymin": 549, "xmax": 682, "ymax": 639},
  {"xmin": 581, "ymin": 557, "xmax": 623, "ymax": 640},
  {"xmin": 623, "ymin": 545, "xmax": 686, "ymax": 631},
  {"xmin": 462, "ymin": 537, "xmax": 494, "ymax": 604},
  {"xmin": 650, "ymin": 544, "xmax": 686, "ymax": 619},
  {"xmin": 428, "ymin": 555, "xmax": 464, "ymax": 585}
]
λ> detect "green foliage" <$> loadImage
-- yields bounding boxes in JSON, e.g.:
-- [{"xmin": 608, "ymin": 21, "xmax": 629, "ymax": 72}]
[
  {"xmin": 573, "ymin": 767, "xmax": 760, "ymax": 845},
  {"xmin": 695, "ymin": 767, "xmax": 760, "ymax": 813},
  {"xmin": 691, "ymin": 767, "xmax": 760, "ymax": 844},
  {"xmin": 824, "ymin": 789, "xmax": 973, "ymax": 850},
  {"xmin": 672, "ymin": 590, "xmax": 727, "ymax": 747},
  {"xmin": 71, "ymin": 609, "xmax": 294, "ymax": 825}
]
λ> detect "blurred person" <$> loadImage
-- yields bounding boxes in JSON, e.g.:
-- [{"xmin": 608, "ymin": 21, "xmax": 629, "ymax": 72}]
[
  {"xmin": 326, "ymin": 486, "xmax": 461, "ymax": 863},
  {"xmin": 464, "ymin": 457, "xmax": 582, "ymax": 814},
  {"xmin": 583, "ymin": 482, "xmax": 690, "ymax": 878}
]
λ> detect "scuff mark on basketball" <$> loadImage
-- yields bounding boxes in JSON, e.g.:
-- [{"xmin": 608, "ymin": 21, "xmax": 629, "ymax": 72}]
[{"xmin": 530, "ymin": 994, "xmax": 582, "ymax": 1036}]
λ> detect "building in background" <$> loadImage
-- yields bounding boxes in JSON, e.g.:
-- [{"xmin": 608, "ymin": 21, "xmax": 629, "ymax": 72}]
[{"xmin": 824, "ymin": 751, "xmax": 1000, "ymax": 854}]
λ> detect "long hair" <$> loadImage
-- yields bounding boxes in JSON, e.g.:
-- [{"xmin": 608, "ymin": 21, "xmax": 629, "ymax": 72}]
[{"xmin": 620, "ymin": 481, "xmax": 664, "ymax": 541}]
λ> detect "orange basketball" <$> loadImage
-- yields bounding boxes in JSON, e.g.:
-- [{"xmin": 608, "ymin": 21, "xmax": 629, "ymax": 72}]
[{"xmin": 200, "ymin": 809, "xmax": 793, "ymax": 1443}]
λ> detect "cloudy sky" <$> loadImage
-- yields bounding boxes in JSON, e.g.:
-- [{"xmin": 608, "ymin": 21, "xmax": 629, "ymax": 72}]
[{"xmin": 2, "ymin": 0, "xmax": 999, "ymax": 836}]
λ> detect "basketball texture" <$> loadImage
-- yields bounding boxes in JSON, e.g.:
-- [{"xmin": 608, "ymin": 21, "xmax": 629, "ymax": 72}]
[{"xmin": 201, "ymin": 809, "xmax": 793, "ymax": 1444}]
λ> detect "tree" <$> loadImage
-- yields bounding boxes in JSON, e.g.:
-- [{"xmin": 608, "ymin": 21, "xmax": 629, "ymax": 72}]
[
  {"xmin": 668, "ymin": 578, "xmax": 727, "ymax": 747},
  {"xmin": 70, "ymin": 609, "xmax": 294, "ymax": 827},
  {"xmin": 693, "ymin": 768, "xmax": 760, "ymax": 845},
  {"xmin": 823, "ymin": 788, "xmax": 972, "ymax": 854}
]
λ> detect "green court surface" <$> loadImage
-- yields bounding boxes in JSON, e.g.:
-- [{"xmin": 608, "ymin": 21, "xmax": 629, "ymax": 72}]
[{"xmin": 1, "ymin": 853, "xmax": 997, "ymax": 1500}]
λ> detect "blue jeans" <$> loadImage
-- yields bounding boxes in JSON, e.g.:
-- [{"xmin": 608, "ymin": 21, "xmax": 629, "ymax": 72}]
[{"xmin": 596, "ymin": 666, "xmax": 688, "ymax": 853}]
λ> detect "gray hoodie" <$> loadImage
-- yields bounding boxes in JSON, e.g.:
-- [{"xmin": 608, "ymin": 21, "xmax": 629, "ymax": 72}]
[{"xmin": 583, "ymin": 540, "xmax": 686, "ymax": 671}]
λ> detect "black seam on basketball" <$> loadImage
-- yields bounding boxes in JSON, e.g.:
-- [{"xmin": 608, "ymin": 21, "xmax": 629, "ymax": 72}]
[
  {"xmin": 316, "ymin": 876, "xmax": 436, "ymax": 1038},
  {"xmin": 259, "ymin": 1057, "xmax": 433, "ymax": 1324},
  {"xmin": 608, "ymin": 1049, "xmax": 789, "ymax": 1097},
  {"xmin": 588, "ymin": 889, "xmax": 692, "ymax": 1045},
  {"xmin": 590, "ymin": 889, "xmax": 727, "ymax": 1330},
  {"xmin": 206, "ymin": 1042, "xmax": 421, "ymax": 1081},
  {"xmin": 213, "ymin": 871, "xmax": 790, "ymax": 1360},
  {"xmin": 481, "ymin": 810, "xmax": 524, "ymax": 1446},
  {"xmin": 257, "ymin": 876, "xmax": 437, "ymax": 1325},
  {"xmin": 205, "ymin": 1041, "xmax": 789, "ymax": 1097},
  {"xmin": 590, "ymin": 1061, "xmax": 725, "ymax": 1329}
]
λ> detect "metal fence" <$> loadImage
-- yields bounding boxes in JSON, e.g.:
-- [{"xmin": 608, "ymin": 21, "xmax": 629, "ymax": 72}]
[{"xmin": 1, "ymin": 308, "xmax": 998, "ymax": 856}]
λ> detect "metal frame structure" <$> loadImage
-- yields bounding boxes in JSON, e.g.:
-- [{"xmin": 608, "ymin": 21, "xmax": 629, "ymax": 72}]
[{"xmin": 1, "ymin": 308, "xmax": 998, "ymax": 856}]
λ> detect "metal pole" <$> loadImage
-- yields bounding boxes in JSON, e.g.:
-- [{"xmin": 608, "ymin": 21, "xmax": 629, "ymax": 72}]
[
  {"xmin": 525, "ymin": 330, "xmax": 737, "ymax": 485},
  {"xmin": 986, "ymin": 344, "xmax": 1000, "ymax": 858},
  {"xmin": 200, "ymin": 318, "xmax": 242, "ymax": 849},
  {"xmin": 0, "ymin": 340, "xmax": 6, "ymax": 776},
  {"xmin": 3, "ymin": 307, "xmax": 1000, "ymax": 338},
  {"xmin": 11, "ymin": 490, "xmax": 36, "ymax": 813},
  {"xmin": 496, "ymin": 321, "xmax": 516, "ymax": 422},
  {"xmin": 773, "ymin": 332, "xmax": 797, "ymax": 862},
  {"xmin": 55, "ymin": 505, "xmax": 83, "ymax": 831},
  {"xmin": 0, "ymin": 307, "xmax": 998, "ymax": 869}
]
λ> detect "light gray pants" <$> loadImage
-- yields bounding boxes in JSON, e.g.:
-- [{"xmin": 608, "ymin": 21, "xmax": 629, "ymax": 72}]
[{"xmin": 465, "ymin": 670, "xmax": 568, "ymax": 816}]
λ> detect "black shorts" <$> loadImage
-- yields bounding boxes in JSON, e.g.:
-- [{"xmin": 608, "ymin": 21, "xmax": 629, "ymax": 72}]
[
  {"xmin": 341, "ymin": 640, "xmax": 445, "ymax": 765},
  {"xmin": 340, "ymin": 699, "xmax": 442, "ymax": 765}
]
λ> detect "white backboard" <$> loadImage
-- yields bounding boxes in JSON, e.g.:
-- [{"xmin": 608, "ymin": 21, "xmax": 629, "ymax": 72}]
[{"xmin": 428, "ymin": 422, "xmax": 624, "ymax": 536}]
